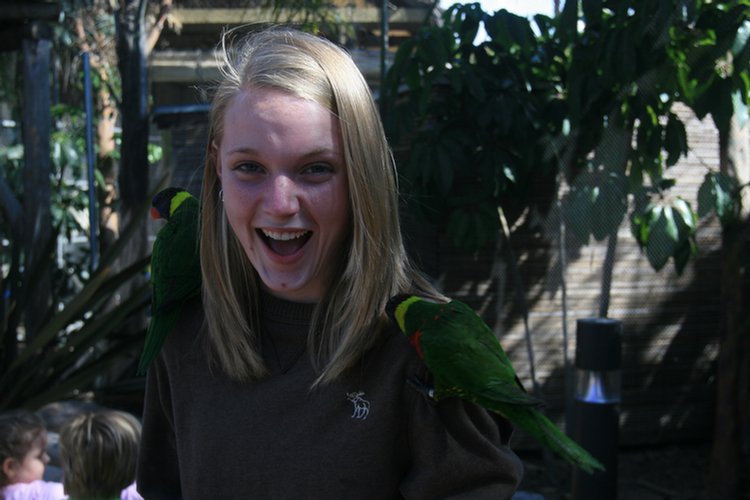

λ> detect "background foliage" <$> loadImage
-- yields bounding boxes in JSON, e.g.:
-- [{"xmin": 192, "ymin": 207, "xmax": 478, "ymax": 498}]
[{"xmin": 386, "ymin": 0, "xmax": 746, "ymax": 273}]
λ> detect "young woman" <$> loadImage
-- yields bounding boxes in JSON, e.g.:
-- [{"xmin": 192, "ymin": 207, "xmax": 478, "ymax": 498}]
[{"xmin": 137, "ymin": 27, "xmax": 522, "ymax": 499}]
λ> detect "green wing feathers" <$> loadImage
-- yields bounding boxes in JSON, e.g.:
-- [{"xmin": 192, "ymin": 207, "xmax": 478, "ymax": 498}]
[{"xmin": 137, "ymin": 190, "xmax": 201, "ymax": 375}]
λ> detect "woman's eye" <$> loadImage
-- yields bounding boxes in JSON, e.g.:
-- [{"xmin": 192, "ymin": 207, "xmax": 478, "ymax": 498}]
[
  {"xmin": 236, "ymin": 162, "xmax": 262, "ymax": 173},
  {"xmin": 306, "ymin": 163, "xmax": 333, "ymax": 175}
]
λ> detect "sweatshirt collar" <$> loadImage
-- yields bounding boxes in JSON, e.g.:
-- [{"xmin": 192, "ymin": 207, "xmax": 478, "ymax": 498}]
[{"xmin": 259, "ymin": 290, "xmax": 316, "ymax": 325}]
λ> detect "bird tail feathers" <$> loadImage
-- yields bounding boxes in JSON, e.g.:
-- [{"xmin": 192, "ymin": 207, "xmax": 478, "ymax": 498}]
[
  {"xmin": 510, "ymin": 406, "xmax": 606, "ymax": 474},
  {"xmin": 137, "ymin": 308, "xmax": 181, "ymax": 376}
]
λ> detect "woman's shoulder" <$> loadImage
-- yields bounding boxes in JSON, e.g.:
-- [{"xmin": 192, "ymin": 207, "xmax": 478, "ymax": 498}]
[
  {"xmin": 158, "ymin": 294, "xmax": 206, "ymax": 362},
  {"xmin": 168, "ymin": 295, "xmax": 205, "ymax": 339},
  {"xmin": 368, "ymin": 321, "xmax": 430, "ymax": 381}
]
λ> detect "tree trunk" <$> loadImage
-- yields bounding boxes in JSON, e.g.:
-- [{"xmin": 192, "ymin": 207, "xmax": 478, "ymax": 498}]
[
  {"xmin": 706, "ymin": 216, "xmax": 750, "ymax": 500},
  {"xmin": 705, "ymin": 116, "xmax": 750, "ymax": 500},
  {"xmin": 74, "ymin": 15, "xmax": 119, "ymax": 258},
  {"xmin": 21, "ymin": 35, "xmax": 52, "ymax": 339},
  {"xmin": 116, "ymin": 0, "xmax": 150, "ymax": 306}
]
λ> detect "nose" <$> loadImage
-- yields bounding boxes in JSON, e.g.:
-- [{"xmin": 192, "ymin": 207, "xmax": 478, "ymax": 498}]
[{"xmin": 262, "ymin": 175, "xmax": 299, "ymax": 218}]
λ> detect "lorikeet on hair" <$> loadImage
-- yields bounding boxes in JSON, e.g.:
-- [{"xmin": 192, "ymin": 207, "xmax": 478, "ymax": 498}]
[
  {"xmin": 386, "ymin": 294, "xmax": 605, "ymax": 474},
  {"xmin": 137, "ymin": 187, "xmax": 201, "ymax": 375}
]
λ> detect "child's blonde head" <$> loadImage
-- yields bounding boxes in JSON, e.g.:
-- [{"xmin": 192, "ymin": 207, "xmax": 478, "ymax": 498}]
[
  {"xmin": 59, "ymin": 410, "xmax": 141, "ymax": 500},
  {"xmin": 0, "ymin": 410, "xmax": 47, "ymax": 487}
]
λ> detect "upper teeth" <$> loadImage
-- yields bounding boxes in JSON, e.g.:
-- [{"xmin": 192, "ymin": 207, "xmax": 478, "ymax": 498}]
[{"xmin": 262, "ymin": 229, "xmax": 308, "ymax": 241}]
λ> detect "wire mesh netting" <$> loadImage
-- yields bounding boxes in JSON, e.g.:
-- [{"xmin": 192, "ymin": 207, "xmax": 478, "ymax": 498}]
[
  {"xmin": 416, "ymin": 102, "xmax": 723, "ymax": 448},
  {"xmin": 164, "ymin": 101, "xmax": 722, "ymax": 449}
]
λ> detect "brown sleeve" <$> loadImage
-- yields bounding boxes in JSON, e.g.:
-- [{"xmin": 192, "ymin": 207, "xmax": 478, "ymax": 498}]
[
  {"xmin": 400, "ymin": 367, "xmax": 523, "ymax": 500},
  {"xmin": 136, "ymin": 350, "xmax": 182, "ymax": 500}
]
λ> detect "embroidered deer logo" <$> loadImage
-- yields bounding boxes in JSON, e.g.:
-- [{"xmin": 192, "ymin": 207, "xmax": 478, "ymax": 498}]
[{"xmin": 347, "ymin": 392, "xmax": 370, "ymax": 420}]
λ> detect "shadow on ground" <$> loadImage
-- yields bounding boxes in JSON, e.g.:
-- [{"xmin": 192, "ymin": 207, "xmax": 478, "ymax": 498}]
[{"xmin": 515, "ymin": 440, "xmax": 712, "ymax": 500}]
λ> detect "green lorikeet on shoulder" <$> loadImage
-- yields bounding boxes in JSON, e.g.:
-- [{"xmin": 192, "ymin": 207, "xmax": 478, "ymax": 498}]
[
  {"xmin": 137, "ymin": 187, "xmax": 201, "ymax": 375},
  {"xmin": 386, "ymin": 294, "xmax": 605, "ymax": 474}
]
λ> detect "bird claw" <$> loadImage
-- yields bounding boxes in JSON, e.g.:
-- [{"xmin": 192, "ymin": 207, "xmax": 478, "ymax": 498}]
[{"xmin": 407, "ymin": 376, "xmax": 437, "ymax": 405}]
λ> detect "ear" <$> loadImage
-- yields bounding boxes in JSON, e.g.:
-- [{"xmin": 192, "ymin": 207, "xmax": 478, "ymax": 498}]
[
  {"xmin": 211, "ymin": 140, "xmax": 222, "ymax": 181},
  {"xmin": 2, "ymin": 457, "xmax": 18, "ymax": 482}
]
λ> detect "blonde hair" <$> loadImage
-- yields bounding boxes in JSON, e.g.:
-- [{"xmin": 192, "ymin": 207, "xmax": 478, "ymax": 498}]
[
  {"xmin": 59, "ymin": 410, "xmax": 141, "ymax": 500},
  {"xmin": 201, "ymin": 27, "xmax": 443, "ymax": 385}
]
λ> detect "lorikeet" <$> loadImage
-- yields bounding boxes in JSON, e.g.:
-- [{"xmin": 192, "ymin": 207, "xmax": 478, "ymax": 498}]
[
  {"xmin": 137, "ymin": 187, "xmax": 201, "ymax": 375},
  {"xmin": 386, "ymin": 294, "xmax": 605, "ymax": 474}
]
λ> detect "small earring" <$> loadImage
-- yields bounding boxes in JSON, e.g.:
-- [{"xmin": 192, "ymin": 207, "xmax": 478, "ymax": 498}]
[{"xmin": 219, "ymin": 189, "xmax": 224, "ymax": 202}]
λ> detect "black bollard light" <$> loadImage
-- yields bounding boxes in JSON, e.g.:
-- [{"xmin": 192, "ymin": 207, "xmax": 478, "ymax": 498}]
[{"xmin": 571, "ymin": 318, "xmax": 622, "ymax": 500}]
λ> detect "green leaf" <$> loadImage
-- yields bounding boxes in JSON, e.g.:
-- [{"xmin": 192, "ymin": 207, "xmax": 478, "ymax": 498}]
[
  {"xmin": 732, "ymin": 20, "xmax": 750, "ymax": 58},
  {"xmin": 41, "ymin": 281, "xmax": 150, "ymax": 383},
  {"xmin": 657, "ymin": 178, "xmax": 677, "ymax": 190},
  {"xmin": 697, "ymin": 171, "xmax": 740, "ymax": 225},
  {"xmin": 405, "ymin": 60, "xmax": 421, "ymax": 92},
  {"xmin": 425, "ymin": 33, "xmax": 449, "ymax": 69},
  {"xmin": 461, "ymin": 65, "xmax": 486, "ymax": 103},
  {"xmin": 664, "ymin": 114, "xmax": 688, "ymax": 167},
  {"xmin": 493, "ymin": 94, "xmax": 513, "ymax": 136},
  {"xmin": 14, "ymin": 225, "xmax": 61, "ymax": 331},
  {"xmin": 672, "ymin": 197, "xmax": 696, "ymax": 232},
  {"xmin": 709, "ymin": 78, "xmax": 735, "ymax": 133},
  {"xmin": 418, "ymin": 70, "xmax": 436, "ymax": 118},
  {"xmin": 663, "ymin": 206, "xmax": 679, "ymax": 242},
  {"xmin": 582, "ymin": 0, "xmax": 602, "ymax": 27},
  {"xmin": 456, "ymin": 4, "xmax": 481, "ymax": 47},
  {"xmin": 442, "ymin": 136, "xmax": 467, "ymax": 173},
  {"xmin": 7, "ymin": 266, "xmax": 112, "ymax": 372},
  {"xmin": 560, "ymin": 0, "xmax": 579, "ymax": 44},
  {"xmin": 645, "ymin": 207, "xmax": 673, "ymax": 271},
  {"xmin": 387, "ymin": 37, "xmax": 417, "ymax": 96},
  {"xmin": 486, "ymin": 10, "xmax": 515, "ymax": 50},
  {"xmin": 503, "ymin": 165, "xmax": 516, "ymax": 184},
  {"xmin": 733, "ymin": 20, "xmax": 750, "ymax": 74},
  {"xmin": 614, "ymin": 29, "xmax": 637, "ymax": 85},
  {"xmin": 697, "ymin": 173, "xmax": 715, "ymax": 218},
  {"xmin": 94, "ymin": 168, "xmax": 106, "ymax": 189},
  {"xmin": 448, "ymin": 66, "xmax": 463, "ymax": 93},
  {"xmin": 502, "ymin": 10, "xmax": 535, "ymax": 54}
]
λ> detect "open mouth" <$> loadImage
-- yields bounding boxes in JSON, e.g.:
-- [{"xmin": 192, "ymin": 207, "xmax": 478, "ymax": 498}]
[{"xmin": 259, "ymin": 229, "xmax": 312, "ymax": 257}]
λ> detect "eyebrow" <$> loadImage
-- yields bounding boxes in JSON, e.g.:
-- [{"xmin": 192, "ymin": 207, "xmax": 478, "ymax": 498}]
[{"xmin": 225, "ymin": 146, "xmax": 340, "ymax": 159}]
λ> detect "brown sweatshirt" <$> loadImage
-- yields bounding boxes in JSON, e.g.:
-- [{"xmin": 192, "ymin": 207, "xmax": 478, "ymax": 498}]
[{"xmin": 136, "ymin": 293, "xmax": 523, "ymax": 499}]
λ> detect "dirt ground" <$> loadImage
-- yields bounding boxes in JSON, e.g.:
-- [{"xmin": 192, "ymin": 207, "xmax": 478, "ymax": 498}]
[{"xmin": 515, "ymin": 441, "xmax": 714, "ymax": 500}]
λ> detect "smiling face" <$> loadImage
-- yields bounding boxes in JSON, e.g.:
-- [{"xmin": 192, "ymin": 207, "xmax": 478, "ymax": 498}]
[{"xmin": 215, "ymin": 87, "xmax": 351, "ymax": 303}]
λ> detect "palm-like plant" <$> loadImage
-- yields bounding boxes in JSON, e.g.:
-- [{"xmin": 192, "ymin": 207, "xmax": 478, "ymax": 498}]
[{"xmin": 0, "ymin": 187, "xmax": 158, "ymax": 411}]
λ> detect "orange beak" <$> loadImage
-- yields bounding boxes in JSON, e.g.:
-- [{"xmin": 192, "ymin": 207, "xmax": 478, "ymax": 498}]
[{"xmin": 151, "ymin": 207, "xmax": 161, "ymax": 220}]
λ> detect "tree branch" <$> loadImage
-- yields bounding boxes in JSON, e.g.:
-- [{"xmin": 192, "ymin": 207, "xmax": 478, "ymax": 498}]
[
  {"xmin": 146, "ymin": 0, "xmax": 172, "ymax": 54},
  {"xmin": 0, "ymin": 172, "xmax": 22, "ymax": 228}
]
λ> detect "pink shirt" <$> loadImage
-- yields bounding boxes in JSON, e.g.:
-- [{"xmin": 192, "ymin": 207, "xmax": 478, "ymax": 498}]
[
  {"xmin": 1, "ymin": 481, "xmax": 65, "ymax": 500},
  {"xmin": 1, "ymin": 482, "xmax": 142, "ymax": 500}
]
